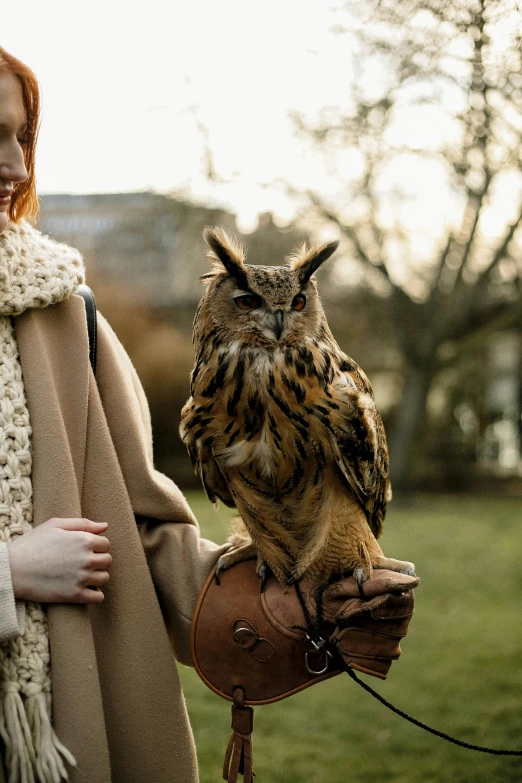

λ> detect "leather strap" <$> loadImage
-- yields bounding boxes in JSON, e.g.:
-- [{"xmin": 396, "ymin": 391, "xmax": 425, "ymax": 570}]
[
  {"xmin": 76, "ymin": 285, "xmax": 97, "ymax": 374},
  {"xmin": 223, "ymin": 688, "xmax": 254, "ymax": 783}
]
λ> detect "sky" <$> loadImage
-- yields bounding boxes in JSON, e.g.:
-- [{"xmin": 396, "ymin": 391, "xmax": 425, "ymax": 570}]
[
  {"xmin": 4, "ymin": 0, "xmax": 520, "ymax": 264},
  {"xmin": 3, "ymin": 0, "xmax": 358, "ymax": 230}
]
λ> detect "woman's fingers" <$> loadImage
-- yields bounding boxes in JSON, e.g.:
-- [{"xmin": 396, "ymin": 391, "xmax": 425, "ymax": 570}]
[
  {"xmin": 85, "ymin": 570, "xmax": 110, "ymax": 587},
  {"xmin": 46, "ymin": 517, "xmax": 108, "ymax": 532},
  {"xmin": 79, "ymin": 587, "xmax": 105, "ymax": 604},
  {"xmin": 8, "ymin": 517, "xmax": 113, "ymax": 604},
  {"xmin": 88, "ymin": 552, "xmax": 112, "ymax": 570},
  {"xmin": 91, "ymin": 535, "xmax": 110, "ymax": 553}
]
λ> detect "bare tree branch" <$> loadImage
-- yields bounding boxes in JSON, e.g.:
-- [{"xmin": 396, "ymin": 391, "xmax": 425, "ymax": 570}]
[
  {"xmin": 437, "ymin": 297, "xmax": 522, "ymax": 370},
  {"xmin": 476, "ymin": 207, "xmax": 522, "ymax": 288},
  {"xmin": 306, "ymin": 191, "xmax": 398, "ymax": 289},
  {"xmin": 440, "ymin": 1, "xmax": 493, "ymax": 292},
  {"xmin": 432, "ymin": 232, "xmax": 455, "ymax": 295},
  {"xmin": 454, "ymin": 180, "xmax": 492, "ymax": 285}
]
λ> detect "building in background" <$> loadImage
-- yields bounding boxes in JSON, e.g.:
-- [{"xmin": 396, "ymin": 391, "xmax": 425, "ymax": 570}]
[
  {"xmin": 38, "ymin": 192, "xmax": 238, "ymax": 307},
  {"xmin": 37, "ymin": 192, "xmax": 522, "ymax": 488},
  {"xmin": 481, "ymin": 332, "xmax": 522, "ymax": 476}
]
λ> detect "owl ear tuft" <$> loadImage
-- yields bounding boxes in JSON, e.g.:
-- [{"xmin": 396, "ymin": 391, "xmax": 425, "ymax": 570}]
[
  {"xmin": 288, "ymin": 240, "xmax": 339, "ymax": 285},
  {"xmin": 203, "ymin": 226, "xmax": 248, "ymax": 288}
]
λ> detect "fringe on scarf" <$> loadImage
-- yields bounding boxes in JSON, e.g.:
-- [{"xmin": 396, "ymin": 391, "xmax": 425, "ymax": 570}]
[
  {"xmin": 0, "ymin": 683, "xmax": 76, "ymax": 783},
  {"xmin": 0, "ymin": 223, "xmax": 86, "ymax": 783}
]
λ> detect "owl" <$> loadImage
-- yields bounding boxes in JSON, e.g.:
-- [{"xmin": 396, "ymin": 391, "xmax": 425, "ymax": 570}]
[{"xmin": 180, "ymin": 227, "xmax": 415, "ymax": 590}]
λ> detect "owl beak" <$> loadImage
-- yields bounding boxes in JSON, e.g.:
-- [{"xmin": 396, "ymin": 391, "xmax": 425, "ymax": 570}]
[{"xmin": 273, "ymin": 310, "xmax": 284, "ymax": 341}]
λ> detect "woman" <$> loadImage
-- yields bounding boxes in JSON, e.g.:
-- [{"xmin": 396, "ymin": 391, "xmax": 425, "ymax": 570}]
[{"xmin": 0, "ymin": 47, "xmax": 229, "ymax": 783}]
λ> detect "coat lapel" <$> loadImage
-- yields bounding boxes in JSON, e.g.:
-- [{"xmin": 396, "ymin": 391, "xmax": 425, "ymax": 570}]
[
  {"xmin": 15, "ymin": 297, "xmax": 112, "ymax": 782},
  {"xmin": 15, "ymin": 296, "xmax": 90, "ymax": 506}
]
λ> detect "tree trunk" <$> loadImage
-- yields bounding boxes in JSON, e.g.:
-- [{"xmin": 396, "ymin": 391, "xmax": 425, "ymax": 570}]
[{"xmin": 388, "ymin": 362, "xmax": 436, "ymax": 495}]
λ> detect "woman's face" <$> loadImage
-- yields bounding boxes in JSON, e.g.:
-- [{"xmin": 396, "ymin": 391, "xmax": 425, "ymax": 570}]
[{"xmin": 0, "ymin": 71, "xmax": 29, "ymax": 234}]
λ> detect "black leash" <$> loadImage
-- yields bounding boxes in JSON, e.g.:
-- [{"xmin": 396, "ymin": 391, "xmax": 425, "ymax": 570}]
[
  {"xmin": 294, "ymin": 582, "xmax": 522, "ymax": 757},
  {"xmin": 345, "ymin": 667, "xmax": 522, "ymax": 756},
  {"xmin": 293, "ymin": 581, "xmax": 325, "ymax": 645}
]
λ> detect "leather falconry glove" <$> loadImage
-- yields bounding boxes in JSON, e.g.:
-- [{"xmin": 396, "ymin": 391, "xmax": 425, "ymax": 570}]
[
  {"xmin": 298, "ymin": 569, "xmax": 419, "ymax": 680},
  {"xmin": 191, "ymin": 561, "xmax": 419, "ymax": 782}
]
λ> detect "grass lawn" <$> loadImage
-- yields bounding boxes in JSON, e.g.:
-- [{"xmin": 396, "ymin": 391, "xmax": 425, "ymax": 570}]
[{"xmin": 179, "ymin": 492, "xmax": 522, "ymax": 783}]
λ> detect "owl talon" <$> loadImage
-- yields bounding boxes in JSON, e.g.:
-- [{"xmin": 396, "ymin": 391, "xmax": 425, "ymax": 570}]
[
  {"xmin": 259, "ymin": 563, "xmax": 269, "ymax": 593},
  {"xmin": 215, "ymin": 557, "xmax": 228, "ymax": 586},
  {"xmin": 354, "ymin": 568, "xmax": 366, "ymax": 598}
]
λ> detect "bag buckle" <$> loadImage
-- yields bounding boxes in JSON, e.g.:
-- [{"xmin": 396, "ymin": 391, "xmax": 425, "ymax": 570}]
[
  {"xmin": 304, "ymin": 634, "xmax": 333, "ymax": 675},
  {"xmin": 232, "ymin": 620, "xmax": 276, "ymax": 663}
]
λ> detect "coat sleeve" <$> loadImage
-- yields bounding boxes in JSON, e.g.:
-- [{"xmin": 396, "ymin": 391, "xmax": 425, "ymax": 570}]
[{"xmin": 94, "ymin": 312, "xmax": 229, "ymax": 665}]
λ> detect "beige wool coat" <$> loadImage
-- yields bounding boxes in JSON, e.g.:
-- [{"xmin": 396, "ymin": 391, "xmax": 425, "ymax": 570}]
[{"xmin": 4, "ymin": 293, "xmax": 228, "ymax": 783}]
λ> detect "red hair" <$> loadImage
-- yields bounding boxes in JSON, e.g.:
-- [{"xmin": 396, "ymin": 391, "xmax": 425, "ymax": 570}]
[{"xmin": 0, "ymin": 47, "xmax": 40, "ymax": 223}]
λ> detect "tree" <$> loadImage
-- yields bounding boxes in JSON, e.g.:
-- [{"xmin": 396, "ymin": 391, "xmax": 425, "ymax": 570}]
[{"xmin": 293, "ymin": 0, "xmax": 522, "ymax": 490}]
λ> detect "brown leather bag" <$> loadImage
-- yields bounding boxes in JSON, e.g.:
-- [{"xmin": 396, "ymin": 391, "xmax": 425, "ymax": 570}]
[{"xmin": 191, "ymin": 560, "xmax": 418, "ymax": 782}]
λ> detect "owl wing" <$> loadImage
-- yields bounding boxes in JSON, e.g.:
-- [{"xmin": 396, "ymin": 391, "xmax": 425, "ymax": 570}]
[
  {"xmin": 198, "ymin": 444, "xmax": 236, "ymax": 508},
  {"xmin": 328, "ymin": 358, "xmax": 390, "ymax": 538},
  {"xmin": 179, "ymin": 400, "xmax": 235, "ymax": 508}
]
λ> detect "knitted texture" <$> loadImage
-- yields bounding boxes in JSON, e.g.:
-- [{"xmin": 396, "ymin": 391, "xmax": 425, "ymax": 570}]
[
  {"xmin": 0, "ymin": 221, "xmax": 85, "ymax": 782},
  {"xmin": 0, "ymin": 222, "xmax": 83, "ymax": 316}
]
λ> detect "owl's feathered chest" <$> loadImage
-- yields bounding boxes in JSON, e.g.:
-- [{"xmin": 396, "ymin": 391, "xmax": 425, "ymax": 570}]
[
  {"xmin": 184, "ymin": 337, "xmax": 372, "ymax": 489},
  {"xmin": 179, "ymin": 228, "xmax": 396, "ymax": 584}
]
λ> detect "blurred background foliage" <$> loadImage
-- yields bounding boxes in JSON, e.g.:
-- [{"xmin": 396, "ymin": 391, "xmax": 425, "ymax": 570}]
[
  {"xmin": 37, "ymin": 0, "xmax": 522, "ymax": 497},
  {"xmin": 28, "ymin": 3, "xmax": 522, "ymax": 778}
]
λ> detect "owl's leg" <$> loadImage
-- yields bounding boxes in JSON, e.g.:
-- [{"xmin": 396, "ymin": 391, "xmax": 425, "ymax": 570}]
[
  {"xmin": 371, "ymin": 555, "xmax": 416, "ymax": 577},
  {"xmin": 215, "ymin": 532, "xmax": 268, "ymax": 587},
  {"xmin": 353, "ymin": 543, "xmax": 415, "ymax": 595},
  {"xmin": 351, "ymin": 545, "xmax": 415, "ymax": 595},
  {"xmin": 353, "ymin": 541, "xmax": 373, "ymax": 596}
]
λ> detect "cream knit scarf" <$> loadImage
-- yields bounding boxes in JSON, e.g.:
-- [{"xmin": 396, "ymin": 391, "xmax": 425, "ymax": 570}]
[{"xmin": 0, "ymin": 221, "xmax": 85, "ymax": 783}]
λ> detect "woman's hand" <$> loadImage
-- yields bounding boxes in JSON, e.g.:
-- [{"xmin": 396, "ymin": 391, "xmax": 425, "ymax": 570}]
[{"xmin": 7, "ymin": 517, "xmax": 112, "ymax": 604}]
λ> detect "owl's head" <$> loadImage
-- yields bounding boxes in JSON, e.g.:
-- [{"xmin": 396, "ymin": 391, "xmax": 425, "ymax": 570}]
[{"xmin": 199, "ymin": 226, "xmax": 338, "ymax": 346}]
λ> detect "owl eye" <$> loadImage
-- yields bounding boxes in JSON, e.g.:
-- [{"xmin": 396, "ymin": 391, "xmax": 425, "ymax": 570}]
[
  {"xmin": 291, "ymin": 294, "xmax": 306, "ymax": 311},
  {"xmin": 234, "ymin": 294, "xmax": 262, "ymax": 311}
]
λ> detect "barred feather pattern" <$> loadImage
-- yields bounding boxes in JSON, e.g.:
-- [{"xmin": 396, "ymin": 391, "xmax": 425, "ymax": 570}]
[{"xmin": 181, "ymin": 320, "xmax": 391, "ymax": 585}]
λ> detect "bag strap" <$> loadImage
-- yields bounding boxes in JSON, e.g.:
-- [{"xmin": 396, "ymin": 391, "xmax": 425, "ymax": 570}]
[
  {"xmin": 223, "ymin": 688, "xmax": 254, "ymax": 783},
  {"xmin": 76, "ymin": 285, "xmax": 97, "ymax": 374}
]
